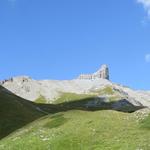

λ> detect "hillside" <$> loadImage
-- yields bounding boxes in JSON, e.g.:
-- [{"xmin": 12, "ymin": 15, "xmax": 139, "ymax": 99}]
[
  {"xmin": 1, "ymin": 109, "xmax": 150, "ymax": 150},
  {"xmin": 1, "ymin": 65, "xmax": 150, "ymax": 149},
  {"xmin": 0, "ymin": 83, "xmax": 150, "ymax": 149},
  {"xmin": 0, "ymin": 83, "xmax": 143, "ymax": 140},
  {"xmin": 0, "ymin": 86, "xmax": 45, "ymax": 139},
  {"xmin": 1, "ymin": 65, "xmax": 150, "ymax": 108}
]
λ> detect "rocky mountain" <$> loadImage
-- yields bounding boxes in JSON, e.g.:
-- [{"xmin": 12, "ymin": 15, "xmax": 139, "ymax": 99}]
[
  {"xmin": 78, "ymin": 64, "xmax": 109, "ymax": 80},
  {"xmin": 1, "ymin": 65, "xmax": 150, "ymax": 149},
  {"xmin": 1, "ymin": 64, "xmax": 150, "ymax": 108}
]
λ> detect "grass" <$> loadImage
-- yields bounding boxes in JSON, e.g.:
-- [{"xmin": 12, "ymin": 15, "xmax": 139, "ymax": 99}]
[
  {"xmin": 53, "ymin": 92, "xmax": 93, "ymax": 104},
  {"xmin": 36, "ymin": 86, "xmax": 118, "ymax": 105},
  {"xmin": 35, "ymin": 96, "xmax": 47, "ymax": 104},
  {"xmin": 0, "ymin": 86, "xmax": 44, "ymax": 139},
  {"xmin": 93, "ymin": 86, "xmax": 115, "ymax": 95},
  {"xmin": 44, "ymin": 114, "xmax": 68, "ymax": 129},
  {"xmin": 36, "ymin": 91, "xmax": 143, "ymax": 114},
  {"xmin": 0, "ymin": 86, "xmax": 150, "ymax": 150},
  {"xmin": 140, "ymin": 114, "xmax": 150, "ymax": 130},
  {"xmin": 53, "ymin": 88, "xmax": 118, "ymax": 105},
  {"xmin": 1, "ymin": 110, "xmax": 150, "ymax": 150}
]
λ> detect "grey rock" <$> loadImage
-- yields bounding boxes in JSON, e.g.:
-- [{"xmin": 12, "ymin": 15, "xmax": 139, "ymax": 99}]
[
  {"xmin": 78, "ymin": 64, "xmax": 109, "ymax": 80},
  {"xmin": 1, "ymin": 65, "xmax": 150, "ymax": 109}
]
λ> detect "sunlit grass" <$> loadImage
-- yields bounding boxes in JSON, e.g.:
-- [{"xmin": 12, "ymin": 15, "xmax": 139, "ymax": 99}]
[{"xmin": 1, "ymin": 110, "xmax": 150, "ymax": 150}]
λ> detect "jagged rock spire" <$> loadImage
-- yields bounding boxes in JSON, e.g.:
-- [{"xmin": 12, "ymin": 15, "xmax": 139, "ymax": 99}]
[{"xmin": 78, "ymin": 64, "xmax": 109, "ymax": 80}]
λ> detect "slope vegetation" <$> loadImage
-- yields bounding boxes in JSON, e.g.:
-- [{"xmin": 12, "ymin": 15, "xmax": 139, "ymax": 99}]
[
  {"xmin": 0, "ymin": 86, "xmax": 45, "ymax": 139},
  {"xmin": 1, "ymin": 110, "xmax": 150, "ymax": 150},
  {"xmin": 0, "ymin": 85, "xmax": 150, "ymax": 150}
]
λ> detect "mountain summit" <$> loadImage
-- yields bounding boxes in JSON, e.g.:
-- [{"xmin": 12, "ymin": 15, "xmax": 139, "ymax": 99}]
[
  {"xmin": 78, "ymin": 64, "xmax": 109, "ymax": 80},
  {"xmin": 1, "ymin": 65, "xmax": 150, "ymax": 108},
  {"xmin": 1, "ymin": 65, "xmax": 150, "ymax": 149}
]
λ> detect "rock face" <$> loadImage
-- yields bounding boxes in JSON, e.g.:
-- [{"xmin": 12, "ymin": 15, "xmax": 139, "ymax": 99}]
[
  {"xmin": 78, "ymin": 64, "xmax": 109, "ymax": 80},
  {"xmin": 1, "ymin": 65, "xmax": 150, "ymax": 109}
]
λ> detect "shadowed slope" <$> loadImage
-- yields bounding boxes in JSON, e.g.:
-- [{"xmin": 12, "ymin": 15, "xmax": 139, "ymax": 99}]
[
  {"xmin": 38, "ymin": 97, "xmax": 145, "ymax": 114},
  {"xmin": 0, "ymin": 85, "xmax": 145, "ymax": 140},
  {"xmin": 0, "ymin": 86, "xmax": 45, "ymax": 139}
]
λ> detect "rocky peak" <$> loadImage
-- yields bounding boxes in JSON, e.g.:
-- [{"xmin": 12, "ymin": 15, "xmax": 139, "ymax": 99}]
[
  {"xmin": 12, "ymin": 76, "xmax": 32, "ymax": 82},
  {"xmin": 0, "ymin": 76, "xmax": 32, "ymax": 85},
  {"xmin": 78, "ymin": 64, "xmax": 109, "ymax": 80}
]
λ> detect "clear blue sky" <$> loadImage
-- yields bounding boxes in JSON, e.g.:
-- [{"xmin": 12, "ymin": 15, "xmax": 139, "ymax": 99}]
[{"xmin": 0, "ymin": 0, "xmax": 150, "ymax": 90}]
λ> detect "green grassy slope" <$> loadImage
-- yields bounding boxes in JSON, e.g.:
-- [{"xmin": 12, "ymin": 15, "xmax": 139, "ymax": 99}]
[
  {"xmin": 0, "ymin": 85, "xmax": 150, "ymax": 150},
  {"xmin": 0, "ymin": 86, "xmax": 45, "ymax": 139},
  {"xmin": 53, "ymin": 92, "xmax": 93, "ymax": 104},
  {"xmin": 35, "ymin": 86, "xmax": 117, "ymax": 105},
  {"xmin": 35, "ymin": 95, "xmax": 47, "ymax": 104},
  {"xmin": 37, "ymin": 91, "xmax": 143, "ymax": 113},
  {"xmin": 1, "ymin": 110, "xmax": 150, "ymax": 150}
]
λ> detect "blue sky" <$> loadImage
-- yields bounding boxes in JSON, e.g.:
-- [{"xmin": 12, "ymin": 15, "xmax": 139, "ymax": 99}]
[{"xmin": 0, "ymin": 0, "xmax": 150, "ymax": 89}]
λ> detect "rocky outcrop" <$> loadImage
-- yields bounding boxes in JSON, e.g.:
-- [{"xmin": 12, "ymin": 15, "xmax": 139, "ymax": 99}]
[
  {"xmin": 0, "ymin": 78, "xmax": 13, "ymax": 85},
  {"xmin": 1, "ymin": 65, "xmax": 150, "ymax": 109},
  {"xmin": 78, "ymin": 64, "xmax": 109, "ymax": 80}
]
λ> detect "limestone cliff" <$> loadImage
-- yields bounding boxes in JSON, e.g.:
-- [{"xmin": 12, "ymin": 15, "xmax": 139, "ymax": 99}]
[
  {"xmin": 78, "ymin": 64, "xmax": 109, "ymax": 80},
  {"xmin": 1, "ymin": 65, "xmax": 150, "ymax": 108}
]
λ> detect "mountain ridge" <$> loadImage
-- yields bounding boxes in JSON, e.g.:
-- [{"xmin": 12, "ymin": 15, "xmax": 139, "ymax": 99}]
[
  {"xmin": 1, "ymin": 65, "xmax": 150, "ymax": 149},
  {"xmin": 1, "ymin": 65, "xmax": 150, "ymax": 108}
]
